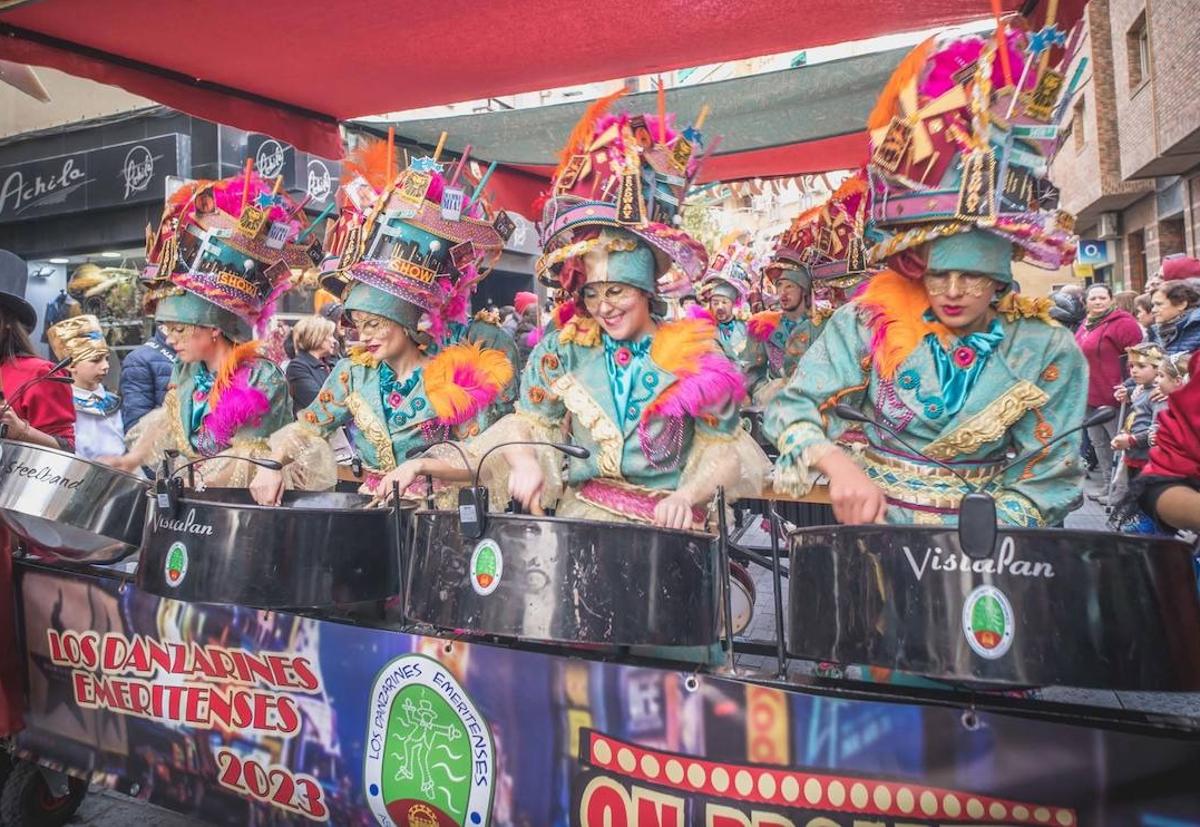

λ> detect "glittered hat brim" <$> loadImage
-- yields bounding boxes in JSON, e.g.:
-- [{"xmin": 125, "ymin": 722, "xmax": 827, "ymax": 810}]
[
  {"xmin": 223, "ymin": 231, "xmax": 322, "ymax": 271},
  {"xmin": 340, "ymin": 260, "xmax": 442, "ymax": 316},
  {"xmin": 867, "ymin": 218, "xmax": 1076, "ymax": 274},
  {"xmin": 537, "ymin": 198, "xmax": 707, "ymax": 285}
]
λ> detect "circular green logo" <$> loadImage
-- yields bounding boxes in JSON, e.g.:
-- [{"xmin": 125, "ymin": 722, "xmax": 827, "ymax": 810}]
[
  {"xmin": 164, "ymin": 541, "xmax": 188, "ymax": 587},
  {"xmin": 469, "ymin": 539, "xmax": 502, "ymax": 596},
  {"xmin": 962, "ymin": 585, "xmax": 1014, "ymax": 659},
  {"xmin": 364, "ymin": 655, "xmax": 493, "ymax": 826}
]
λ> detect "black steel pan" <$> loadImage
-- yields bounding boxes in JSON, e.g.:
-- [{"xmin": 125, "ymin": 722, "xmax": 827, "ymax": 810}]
[
  {"xmin": 788, "ymin": 525, "xmax": 1200, "ymax": 690},
  {"xmin": 406, "ymin": 511, "xmax": 721, "ymax": 647},
  {"xmin": 0, "ymin": 439, "xmax": 148, "ymax": 563},
  {"xmin": 137, "ymin": 489, "xmax": 411, "ymax": 609}
]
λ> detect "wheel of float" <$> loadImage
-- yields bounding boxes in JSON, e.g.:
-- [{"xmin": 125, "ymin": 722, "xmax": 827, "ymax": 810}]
[{"xmin": 0, "ymin": 760, "xmax": 87, "ymax": 827}]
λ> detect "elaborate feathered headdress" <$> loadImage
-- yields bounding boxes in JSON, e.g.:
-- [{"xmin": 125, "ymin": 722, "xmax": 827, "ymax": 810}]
[
  {"xmin": 536, "ymin": 89, "xmax": 711, "ymax": 293},
  {"xmin": 864, "ymin": 26, "xmax": 1077, "ymax": 272}
]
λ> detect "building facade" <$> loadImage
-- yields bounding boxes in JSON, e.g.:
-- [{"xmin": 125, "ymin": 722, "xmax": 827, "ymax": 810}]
[{"xmin": 1051, "ymin": 0, "xmax": 1200, "ymax": 292}]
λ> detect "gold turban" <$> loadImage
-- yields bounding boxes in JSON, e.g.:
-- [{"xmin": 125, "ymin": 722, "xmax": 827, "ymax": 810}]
[{"xmin": 47, "ymin": 314, "xmax": 109, "ymax": 365}]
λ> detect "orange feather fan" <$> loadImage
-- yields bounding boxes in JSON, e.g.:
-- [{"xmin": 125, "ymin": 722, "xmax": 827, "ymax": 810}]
[{"xmin": 425, "ymin": 342, "xmax": 514, "ymax": 425}]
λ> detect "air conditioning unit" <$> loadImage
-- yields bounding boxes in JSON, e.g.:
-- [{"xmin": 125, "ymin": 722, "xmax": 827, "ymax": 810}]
[{"xmin": 1098, "ymin": 212, "xmax": 1121, "ymax": 239}]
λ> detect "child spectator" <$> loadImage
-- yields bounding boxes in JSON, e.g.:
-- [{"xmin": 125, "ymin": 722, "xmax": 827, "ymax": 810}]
[
  {"xmin": 47, "ymin": 315, "xmax": 125, "ymax": 462},
  {"xmin": 1111, "ymin": 344, "xmax": 1166, "ymax": 497}
]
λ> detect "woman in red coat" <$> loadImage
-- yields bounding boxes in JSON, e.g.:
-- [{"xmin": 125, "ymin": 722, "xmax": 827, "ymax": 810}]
[
  {"xmin": 1075, "ymin": 283, "xmax": 1144, "ymax": 502},
  {"xmin": 0, "ymin": 249, "xmax": 75, "ymax": 738}
]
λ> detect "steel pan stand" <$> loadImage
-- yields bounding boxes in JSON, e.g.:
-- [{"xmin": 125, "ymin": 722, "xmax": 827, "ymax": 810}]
[
  {"xmin": 714, "ymin": 487, "xmax": 742, "ymax": 674},
  {"xmin": 768, "ymin": 504, "xmax": 788, "ymax": 679}
]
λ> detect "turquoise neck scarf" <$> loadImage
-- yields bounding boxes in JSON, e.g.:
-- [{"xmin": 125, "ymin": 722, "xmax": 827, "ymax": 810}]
[
  {"xmin": 603, "ymin": 333, "xmax": 653, "ymax": 425},
  {"xmin": 925, "ymin": 316, "xmax": 1005, "ymax": 417},
  {"xmin": 188, "ymin": 364, "xmax": 214, "ymax": 449},
  {"xmin": 379, "ymin": 361, "xmax": 424, "ymax": 430}
]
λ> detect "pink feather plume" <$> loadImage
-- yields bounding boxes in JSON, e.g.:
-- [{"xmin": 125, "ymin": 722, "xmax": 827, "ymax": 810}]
[
  {"xmin": 524, "ymin": 325, "xmax": 544, "ymax": 349},
  {"xmin": 443, "ymin": 364, "xmax": 502, "ymax": 426},
  {"xmin": 202, "ymin": 368, "xmax": 271, "ymax": 448},
  {"xmin": 647, "ymin": 353, "xmax": 747, "ymax": 420}
]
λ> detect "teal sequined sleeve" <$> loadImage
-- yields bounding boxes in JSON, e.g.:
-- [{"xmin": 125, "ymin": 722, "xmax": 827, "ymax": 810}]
[{"xmin": 763, "ymin": 304, "xmax": 870, "ymax": 495}]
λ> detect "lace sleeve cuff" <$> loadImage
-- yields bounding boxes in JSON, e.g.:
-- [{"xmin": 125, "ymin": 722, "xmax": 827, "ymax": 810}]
[{"xmin": 773, "ymin": 423, "xmax": 837, "ymax": 497}]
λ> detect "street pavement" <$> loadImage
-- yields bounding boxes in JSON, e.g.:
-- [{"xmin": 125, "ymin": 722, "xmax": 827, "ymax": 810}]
[{"xmin": 75, "ymin": 788, "xmax": 208, "ymax": 826}]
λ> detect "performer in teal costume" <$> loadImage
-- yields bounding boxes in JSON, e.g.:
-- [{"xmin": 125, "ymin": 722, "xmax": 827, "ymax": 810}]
[
  {"xmin": 743, "ymin": 257, "xmax": 826, "ymax": 405},
  {"xmin": 766, "ymin": 232, "xmax": 1085, "ymax": 526},
  {"xmin": 249, "ymin": 143, "xmax": 513, "ymax": 505},
  {"xmin": 471, "ymin": 99, "xmax": 770, "ymax": 666},
  {"xmin": 108, "ymin": 172, "xmax": 326, "ymax": 491},
  {"xmin": 697, "ymin": 257, "xmax": 750, "ymax": 363},
  {"xmin": 765, "ymin": 31, "xmax": 1083, "ymax": 527}
]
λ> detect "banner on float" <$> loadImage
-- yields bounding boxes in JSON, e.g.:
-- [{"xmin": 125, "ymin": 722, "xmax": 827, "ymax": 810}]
[{"xmin": 12, "ymin": 564, "xmax": 1200, "ymax": 826}]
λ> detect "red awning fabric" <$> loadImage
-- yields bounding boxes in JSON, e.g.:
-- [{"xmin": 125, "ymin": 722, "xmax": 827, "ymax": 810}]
[{"xmin": 0, "ymin": 0, "xmax": 1083, "ymax": 158}]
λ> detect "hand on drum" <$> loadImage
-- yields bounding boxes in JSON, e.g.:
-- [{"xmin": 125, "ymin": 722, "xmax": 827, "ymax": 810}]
[
  {"xmin": 653, "ymin": 491, "xmax": 695, "ymax": 530},
  {"xmin": 250, "ymin": 467, "xmax": 285, "ymax": 506},
  {"xmin": 365, "ymin": 460, "xmax": 423, "ymax": 506},
  {"xmin": 99, "ymin": 453, "xmax": 139, "ymax": 474},
  {"xmin": 822, "ymin": 452, "xmax": 888, "ymax": 524},
  {"xmin": 507, "ymin": 454, "xmax": 545, "ymax": 515},
  {"xmin": 0, "ymin": 407, "xmax": 29, "ymax": 441}
]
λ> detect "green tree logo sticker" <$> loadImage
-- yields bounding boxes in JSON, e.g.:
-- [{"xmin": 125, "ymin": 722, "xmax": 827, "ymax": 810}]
[
  {"xmin": 164, "ymin": 542, "xmax": 188, "ymax": 587},
  {"xmin": 469, "ymin": 539, "xmax": 502, "ymax": 596},
  {"xmin": 365, "ymin": 655, "xmax": 493, "ymax": 826},
  {"xmin": 962, "ymin": 585, "xmax": 1014, "ymax": 659}
]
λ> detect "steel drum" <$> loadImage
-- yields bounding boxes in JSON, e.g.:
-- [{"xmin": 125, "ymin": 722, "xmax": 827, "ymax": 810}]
[
  {"xmin": 407, "ymin": 511, "xmax": 721, "ymax": 647},
  {"xmin": 788, "ymin": 525, "xmax": 1200, "ymax": 690},
  {"xmin": 137, "ymin": 489, "xmax": 409, "ymax": 609},
  {"xmin": 0, "ymin": 439, "xmax": 148, "ymax": 563}
]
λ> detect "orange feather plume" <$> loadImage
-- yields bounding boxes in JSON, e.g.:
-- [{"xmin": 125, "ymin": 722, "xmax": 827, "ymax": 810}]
[
  {"xmin": 831, "ymin": 171, "xmax": 868, "ymax": 200},
  {"xmin": 554, "ymin": 88, "xmax": 627, "ymax": 180},
  {"xmin": 867, "ymin": 37, "xmax": 936, "ymax": 131},
  {"xmin": 208, "ymin": 340, "xmax": 263, "ymax": 410},
  {"xmin": 649, "ymin": 317, "xmax": 719, "ymax": 375},
  {"xmin": 341, "ymin": 139, "xmax": 399, "ymax": 192},
  {"xmin": 425, "ymin": 342, "xmax": 514, "ymax": 425},
  {"xmin": 857, "ymin": 270, "xmax": 950, "ymax": 380}
]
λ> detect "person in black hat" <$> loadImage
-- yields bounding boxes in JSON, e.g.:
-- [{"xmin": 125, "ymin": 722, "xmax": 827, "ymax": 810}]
[{"xmin": 0, "ymin": 249, "xmax": 75, "ymax": 452}]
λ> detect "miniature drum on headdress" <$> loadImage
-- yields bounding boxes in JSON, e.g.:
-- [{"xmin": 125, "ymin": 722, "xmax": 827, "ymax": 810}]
[
  {"xmin": 787, "ymin": 525, "xmax": 1200, "ymax": 690},
  {"xmin": 137, "ymin": 489, "xmax": 412, "ymax": 609},
  {"xmin": 0, "ymin": 439, "xmax": 148, "ymax": 563},
  {"xmin": 406, "ymin": 511, "xmax": 721, "ymax": 648}
]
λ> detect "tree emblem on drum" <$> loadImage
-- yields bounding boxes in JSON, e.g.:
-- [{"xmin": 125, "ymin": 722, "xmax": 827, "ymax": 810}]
[
  {"xmin": 470, "ymin": 539, "xmax": 503, "ymax": 596},
  {"xmin": 164, "ymin": 542, "xmax": 188, "ymax": 587},
  {"xmin": 365, "ymin": 655, "xmax": 494, "ymax": 827},
  {"xmin": 962, "ymin": 585, "xmax": 1014, "ymax": 659}
]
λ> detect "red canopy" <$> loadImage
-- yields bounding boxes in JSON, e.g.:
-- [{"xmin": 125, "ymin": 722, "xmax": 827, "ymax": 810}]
[{"xmin": 0, "ymin": 0, "xmax": 1080, "ymax": 160}]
